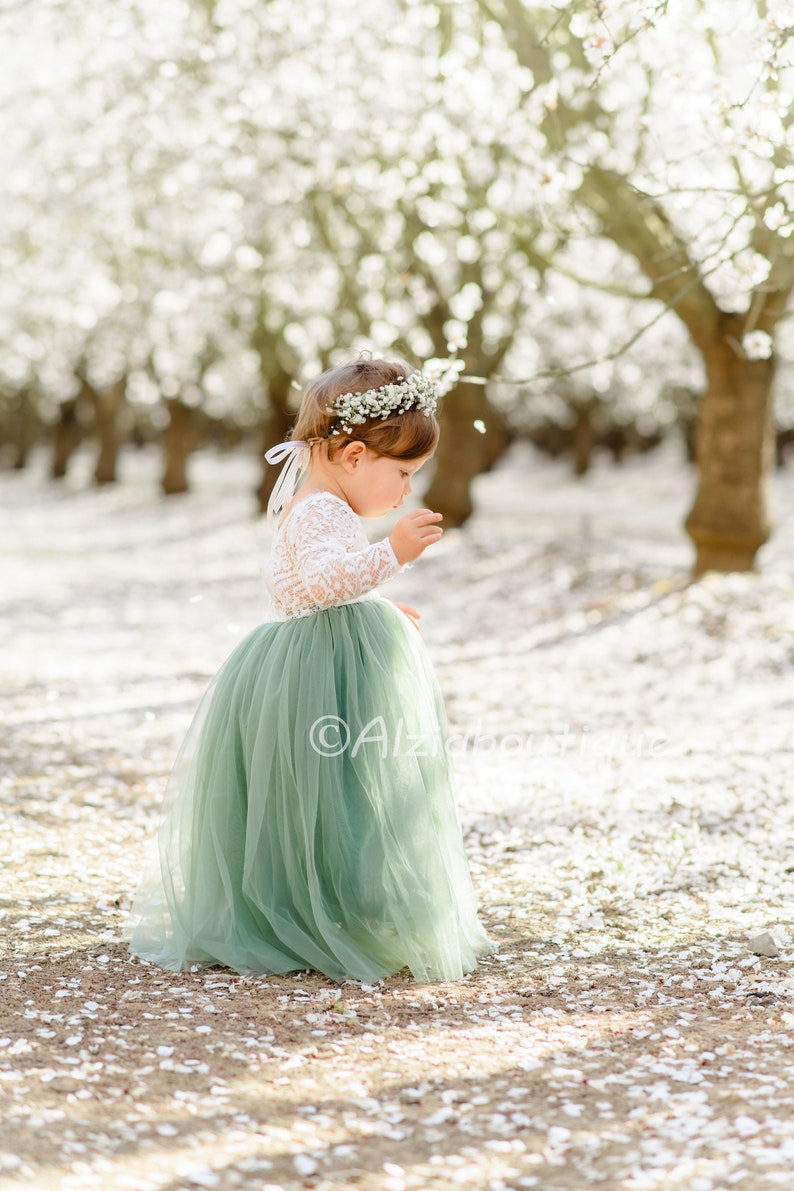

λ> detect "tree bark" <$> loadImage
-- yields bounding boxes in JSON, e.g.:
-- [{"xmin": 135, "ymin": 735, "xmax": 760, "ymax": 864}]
[
  {"xmin": 684, "ymin": 315, "xmax": 775, "ymax": 573},
  {"xmin": 8, "ymin": 388, "xmax": 35, "ymax": 470},
  {"xmin": 423, "ymin": 380, "xmax": 510, "ymax": 526},
  {"xmin": 573, "ymin": 405, "xmax": 594, "ymax": 477},
  {"xmin": 93, "ymin": 378, "xmax": 125, "ymax": 486},
  {"xmin": 51, "ymin": 399, "xmax": 84, "ymax": 479},
  {"xmin": 161, "ymin": 398, "xmax": 198, "ymax": 495}
]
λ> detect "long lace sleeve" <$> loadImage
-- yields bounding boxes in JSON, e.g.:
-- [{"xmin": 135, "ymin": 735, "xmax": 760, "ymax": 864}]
[{"xmin": 284, "ymin": 495, "xmax": 401, "ymax": 610}]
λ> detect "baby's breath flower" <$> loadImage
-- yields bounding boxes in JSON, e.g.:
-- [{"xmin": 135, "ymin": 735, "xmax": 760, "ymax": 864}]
[{"xmin": 323, "ymin": 372, "xmax": 439, "ymax": 437}]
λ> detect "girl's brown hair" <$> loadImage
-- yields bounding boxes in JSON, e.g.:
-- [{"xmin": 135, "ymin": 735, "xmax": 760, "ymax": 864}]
[{"xmin": 291, "ymin": 357, "xmax": 439, "ymax": 460}]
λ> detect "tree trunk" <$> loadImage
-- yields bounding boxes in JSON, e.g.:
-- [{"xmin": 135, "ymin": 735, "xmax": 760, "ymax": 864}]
[
  {"xmin": 776, "ymin": 427, "xmax": 794, "ymax": 469},
  {"xmin": 684, "ymin": 317, "xmax": 775, "ymax": 574},
  {"xmin": 93, "ymin": 379, "xmax": 125, "ymax": 485},
  {"xmin": 51, "ymin": 400, "xmax": 84, "ymax": 479},
  {"xmin": 8, "ymin": 389, "xmax": 35, "ymax": 470},
  {"xmin": 573, "ymin": 405, "xmax": 594, "ymax": 477},
  {"xmin": 423, "ymin": 381, "xmax": 510, "ymax": 526},
  {"xmin": 161, "ymin": 398, "xmax": 198, "ymax": 495},
  {"xmin": 256, "ymin": 363, "xmax": 296, "ymax": 514}
]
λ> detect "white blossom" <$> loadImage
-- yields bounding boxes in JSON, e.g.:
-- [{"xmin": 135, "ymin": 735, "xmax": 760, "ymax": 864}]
[{"xmin": 742, "ymin": 330, "xmax": 773, "ymax": 360}]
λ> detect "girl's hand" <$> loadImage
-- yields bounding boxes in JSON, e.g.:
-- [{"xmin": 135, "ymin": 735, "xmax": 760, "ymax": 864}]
[
  {"xmin": 389, "ymin": 509, "xmax": 443, "ymax": 565},
  {"xmin": 394, "ymin": 602, "xmax": 421, "ymax": 630}
]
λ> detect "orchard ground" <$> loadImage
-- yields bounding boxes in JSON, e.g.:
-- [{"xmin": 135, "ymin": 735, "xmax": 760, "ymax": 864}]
[{"xmin": 1, "ymin": 440, "xmax": 794, "ymax": 1191}]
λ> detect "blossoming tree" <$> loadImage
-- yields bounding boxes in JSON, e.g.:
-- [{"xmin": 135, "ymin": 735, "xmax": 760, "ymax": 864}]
[
  {"xmin": 448, "ymin": 0, "xmax": 794, "ymax": 571},
  {"xmin": 2, "ymin": 0, "xmax": 793, "ymax": 572}
]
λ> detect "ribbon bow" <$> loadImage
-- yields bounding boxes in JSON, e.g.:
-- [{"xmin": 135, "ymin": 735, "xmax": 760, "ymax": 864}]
[
  {"xmin": 264, "ymin": 440, "xmax": 309, "ymax": 465},
  {"xmin": 264, "ymin": 439, "xmax": 311, "ymax": 530}
]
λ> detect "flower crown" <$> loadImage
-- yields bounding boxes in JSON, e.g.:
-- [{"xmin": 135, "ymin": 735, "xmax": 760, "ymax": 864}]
[{"xmin": 322, "ymin": 372, "xmax": 439, "ymax": 438}]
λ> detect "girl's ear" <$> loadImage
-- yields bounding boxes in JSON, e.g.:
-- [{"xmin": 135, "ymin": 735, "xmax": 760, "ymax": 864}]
[{"xmin": 339, "ymin": 440, "xmax": 367, "ymax": 472}]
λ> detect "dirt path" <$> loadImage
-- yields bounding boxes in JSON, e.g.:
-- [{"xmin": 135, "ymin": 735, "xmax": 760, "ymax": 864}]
[{"xmin": 2, "ymin": 444, "xmax": 794, "ymax": 1190}]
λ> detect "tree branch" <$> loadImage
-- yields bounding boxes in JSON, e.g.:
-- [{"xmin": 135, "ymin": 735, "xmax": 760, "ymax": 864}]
[
  {"xmin": 458, "ymin": 295, "xmax": 679, "ymax": 390},
  {"xmin": 578, "ymin": 166, "xmax": 721, "ymax": 351}
]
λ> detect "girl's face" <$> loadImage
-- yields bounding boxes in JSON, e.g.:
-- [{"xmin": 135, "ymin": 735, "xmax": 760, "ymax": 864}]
[{"xmin": 341, "ymin": 447, "xmax": 431, "ymax": 518}]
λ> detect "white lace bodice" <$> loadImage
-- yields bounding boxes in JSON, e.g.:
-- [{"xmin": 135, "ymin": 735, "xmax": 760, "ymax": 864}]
[{"xmin": 265, "ymin": 491, "xmax": 401, "ymax": 619}]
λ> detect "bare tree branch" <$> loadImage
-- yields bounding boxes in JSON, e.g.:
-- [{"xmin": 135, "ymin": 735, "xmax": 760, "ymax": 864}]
[{"xmin": 578, "ymin": 166, "xmax": 722, "ymax": 351}]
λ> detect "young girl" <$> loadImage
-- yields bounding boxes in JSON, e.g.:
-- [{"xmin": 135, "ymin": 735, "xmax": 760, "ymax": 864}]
[{"xmin": 126, "ymin": 357, "xmax": 492, "ymax": 983}]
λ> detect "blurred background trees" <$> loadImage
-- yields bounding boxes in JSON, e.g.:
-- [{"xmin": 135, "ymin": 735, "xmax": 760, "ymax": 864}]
[{"xmin": 1, "ymin": 0, "xmax": 793, "ymax": 570}]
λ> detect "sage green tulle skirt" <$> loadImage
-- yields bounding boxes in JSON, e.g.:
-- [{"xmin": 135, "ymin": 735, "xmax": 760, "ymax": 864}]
[{"xmin": 126, "ymin": 599, "xmax": 492, "ymax": 983}]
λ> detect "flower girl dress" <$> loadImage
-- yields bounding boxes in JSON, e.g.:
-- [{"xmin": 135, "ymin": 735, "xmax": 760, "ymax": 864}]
[{"xmin": 126, "ymin": 491, "xmax": 491, "ymax": 982}]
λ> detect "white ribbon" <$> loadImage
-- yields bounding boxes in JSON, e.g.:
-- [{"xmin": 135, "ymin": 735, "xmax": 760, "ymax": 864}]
[{"xmin": 264, "ymin": 439, "xmax": 311, "ymax": 530}]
